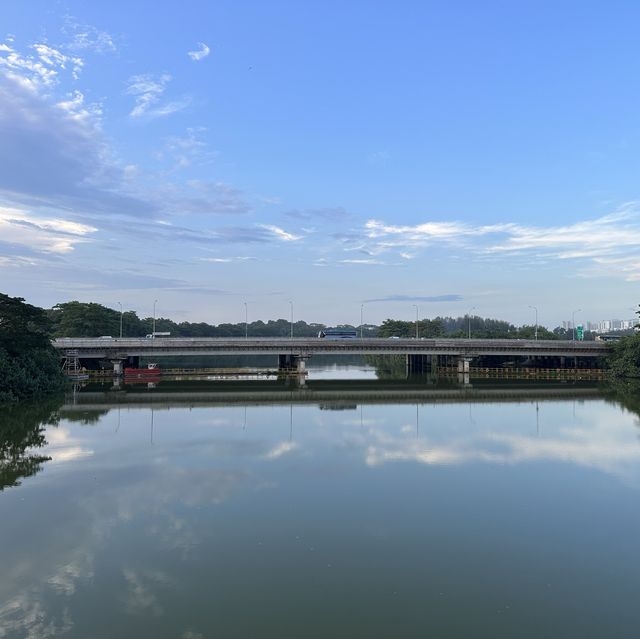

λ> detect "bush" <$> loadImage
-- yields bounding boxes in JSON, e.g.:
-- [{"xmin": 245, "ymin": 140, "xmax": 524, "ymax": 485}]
[
  {"xmin": 0, "ymin": 347, "xmax": 65, "ymax": 403},
  {"xmin": 607, "ymin": 334, "xmax": 640, "ymax": 378}
]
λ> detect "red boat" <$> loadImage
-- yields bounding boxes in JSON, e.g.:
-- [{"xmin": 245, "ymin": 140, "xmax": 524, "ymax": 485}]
[{"xmin": 124, "ymin": 363, "xmax": 162, "ymax": 378}]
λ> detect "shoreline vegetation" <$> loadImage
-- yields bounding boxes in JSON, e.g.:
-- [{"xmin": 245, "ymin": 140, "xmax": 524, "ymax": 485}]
[
  {"xmin": 0, "ymin": 294, "xmax": 65, "ymax": 403},
  {"xmin": 1, "ymin": 295, "xmax": 639, "ymax": 405}
]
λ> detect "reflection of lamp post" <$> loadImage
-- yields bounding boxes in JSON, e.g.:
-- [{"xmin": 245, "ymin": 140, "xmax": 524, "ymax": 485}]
[
  {"xmin": 467, "ymin": 306, "xmax": 476, "ymax": 339},
  {"xmin": 244, "ymin": 302, "xmax": 248, "ymax": 339},
  {"xmin": 413, "ymin": 305, "xmax": 419, "ymax": 339},
  {"xmin": 152, "ymin": 299, "xmax": 158, "ymax": 337},
  {"xmin": 360, "ymin": 304, "xmax": 364, "ymax": 339},
  {"xmin": 571, "ymin": 308, "xmax": 581, "ymax": 341},
  {"xmin": 529, "ymin": 305, "xmax": 538, "ymax": 340},
  {"xmin": 289, "ymin": 300, "xmax": 294, "ymax": 339},
  {"xmin": 117, "ymin": 302, "xmax": 123, "ymax": 338}
]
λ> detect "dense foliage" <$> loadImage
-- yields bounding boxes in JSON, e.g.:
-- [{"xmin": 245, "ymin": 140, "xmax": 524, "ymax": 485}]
[
  {"xmin": 607, "ymin": 334, "xmax": 640, "ymax": 378},
  {"xmin": 48, "ymin": 301, "xmax": 381, "ymax": 338},
  {"xmin": 606, "ymin": 305, "xmax": 640, "ymax": 378},
  {"xmin": 0, "ymin": 293, "xmax": 65, "ymax": 403},
  {"xmin": 376, "ymin": 316, "xmax": 558, "ymax": 339}
]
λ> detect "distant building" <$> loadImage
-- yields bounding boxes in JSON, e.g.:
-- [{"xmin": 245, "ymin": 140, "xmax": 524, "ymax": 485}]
[{"xmin": 592, "ymin": 318, "xmax": 637, "ymax": 333}]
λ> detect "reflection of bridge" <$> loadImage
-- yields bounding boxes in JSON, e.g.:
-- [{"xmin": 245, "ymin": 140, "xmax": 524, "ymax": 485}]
[
  {"xmin": 54, "ymin": 337, "xmax": 611, "ymax": 375},
  {"xmin": 62, "ymin": 381, "xmax": 605, "ymax": 410}
]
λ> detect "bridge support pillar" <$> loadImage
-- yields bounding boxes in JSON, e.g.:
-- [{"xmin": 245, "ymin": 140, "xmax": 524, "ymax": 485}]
[
  {"xmin": 457, "ymin": 357, "xmax": 472, "ymax": 373},
  {"xmin": 278, "ymin": 354, "xmax": 308, "ymax": 374},
  {"xmin": 110, "ymin": 359, "xmax": 125, "ymax": 377},
  {"xmin": 406, "ymin": 354, "xmax": 430, "ymax": 374}
]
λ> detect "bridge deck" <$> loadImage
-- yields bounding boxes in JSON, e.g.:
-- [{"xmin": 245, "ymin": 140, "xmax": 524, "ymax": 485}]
[{"xmin": 53, "ymin": 337, "xmax": 611, "ymax": 359}]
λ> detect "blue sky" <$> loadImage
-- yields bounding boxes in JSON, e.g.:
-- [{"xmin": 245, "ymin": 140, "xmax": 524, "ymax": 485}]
[{"xmin": 1, "ymin": 1, "xmax": 639, "ymax": 327}]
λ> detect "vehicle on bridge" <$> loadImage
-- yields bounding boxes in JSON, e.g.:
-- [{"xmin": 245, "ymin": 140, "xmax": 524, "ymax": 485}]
[
  {"xmin": 145, "ymin": 332, "xmax": 171, "ymax": 339},
  {"xmin": 318, "ymin": 328, "xmax": 358, "ymax": 339},
  {"xmin": 595, "ymin": 334, "xmax": 625, "ymax": 342}
]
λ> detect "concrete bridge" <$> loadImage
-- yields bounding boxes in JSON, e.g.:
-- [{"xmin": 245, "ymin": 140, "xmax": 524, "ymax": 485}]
[{"xmin": 53, "ymin": 337, "xmax": 611, "ymax": 375}]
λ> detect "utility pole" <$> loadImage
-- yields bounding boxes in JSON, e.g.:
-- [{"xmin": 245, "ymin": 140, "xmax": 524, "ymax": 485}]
[
  {"xmin": 289, "ymin": 300, "xmax": 294, "ymax": 339},
  {"xmin": 467, "ymin": 306, "xmax": 476, "ymax": 339},
  {"xmin": 529, "ymin": 305, "xmax": 538, "ymax": 340},
  {"xmin": 152, "ymin": 299, "xmax": 158, "ymax": 337}
]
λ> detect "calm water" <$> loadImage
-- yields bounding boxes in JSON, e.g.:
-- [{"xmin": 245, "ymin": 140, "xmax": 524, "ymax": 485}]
[{"xmin": 2, "ymin": 376, "xmax": 640, "ymax": 638}]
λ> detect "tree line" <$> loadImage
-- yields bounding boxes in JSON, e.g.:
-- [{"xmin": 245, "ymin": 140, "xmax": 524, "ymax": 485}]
[{"xmin": 47, "ymin": 300, "xmax": 576, "ymax": 340}]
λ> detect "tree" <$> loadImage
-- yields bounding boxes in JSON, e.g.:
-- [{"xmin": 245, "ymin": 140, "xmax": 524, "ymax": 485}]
[
  {"xmin": 378, "ymin": 319, "xmax": 413, "ymax": 338},
  {"xmin": 0, "ymin": 293, "xmax": 52, "ymax": 356},
  {"xmin": 607, "ymin": 334, "xmax": 640, "ymax": 378},
  {"xmin": 0, "ymin": 293, "xmax": 64, "ymax": 402},
  {"xmin": 49, "ymin": 301, "xmax": 121, "ymax": 337},
  {"xmin": 516, "ymin": 325, "xmax": 558, "ymax": 340}
]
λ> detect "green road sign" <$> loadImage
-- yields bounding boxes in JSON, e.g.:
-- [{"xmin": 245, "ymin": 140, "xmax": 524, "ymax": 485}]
[{"xmin": 576, "ymin": 325, "xmax": 584, "ymax": 341}]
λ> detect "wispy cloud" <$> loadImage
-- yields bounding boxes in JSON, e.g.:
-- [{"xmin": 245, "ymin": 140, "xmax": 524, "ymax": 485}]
[
  {"xmin": 259, "ymin": 224, "xmax": 302, "ymax": 241},
  {"xmin": 363, "ymin": 294, "xmax": 463, "ymax": 303},
  {"xmin": 62, "ymin": 16, "xmax": 117, "ymax": 54},
  {"xmin": 359, "ymin": 206, "xmax": 640, "ymax": 282},
  {"xmin": 199, "ymin": 256, "xmax": 257, "ymax": 263},
  {"xmin": 187, "ymin": 42, "xmax": 210, "ymax": 61},
  {"xmin": 284, "ymin": 207, "xmax": 350, "ymax": 221},
  {"xmin": 0, "ymin": 40, "xmax": 83, "ymax": 86},
  {"xmin": 163, "ymin": 128, "xmax": 215, "ymax": 169},
  {"xmin": 338, "ymin": 258, "xmax": 386, "ymax": 265},
  {"xmin": 126, "ymin": 73, "xmax": 190, "ymax": 119},
  {"xmin": 0, "ymin": 208, "xmax": 96, "ymax": 254}
]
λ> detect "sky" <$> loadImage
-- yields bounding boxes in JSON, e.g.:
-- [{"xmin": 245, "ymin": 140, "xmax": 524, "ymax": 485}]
[{"xmin": 1, "ymin": 0, "xmax": 639, "ymax": 328}]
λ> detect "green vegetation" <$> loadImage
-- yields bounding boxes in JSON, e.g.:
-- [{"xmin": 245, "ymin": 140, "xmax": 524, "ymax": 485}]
[
  {"xmin": 0, "ymin": 294, "xmax": 65, "ymax": 403},
  {"xmin": 606, "ymin": 305, "xmax": 640, "ymax": 378},
  {"xmin": 377, "ymin": 318, "xmax": 445, "ymax": 338},
  {"xmin": 376, "ymin": 316, "xmax": 558, "ymax": 339},
  {"xmin": 47, "ymin": 301, "xmax": 572, "ymax": 340},
  {"xmin": 48, "ymin": 301, "xmax": 342, "ymax": 338},
  {"xmin": 607, "ymin": 334, "xmax": 640, "ymax": 378}
]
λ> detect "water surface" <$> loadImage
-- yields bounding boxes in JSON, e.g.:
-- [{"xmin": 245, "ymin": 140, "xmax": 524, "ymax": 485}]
[{"xmin": 2, "ymin": 379, "xmax": 640, "ymax": 638}]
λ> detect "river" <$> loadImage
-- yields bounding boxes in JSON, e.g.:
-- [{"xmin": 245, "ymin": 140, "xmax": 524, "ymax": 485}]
[{"xmin": 1, "ymin": 364, "xmax": 640, "ymax": 638}]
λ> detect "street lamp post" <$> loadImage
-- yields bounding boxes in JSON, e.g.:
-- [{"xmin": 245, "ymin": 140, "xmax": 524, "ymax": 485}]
[
  {"xmin": 289, "ymin": 300, "xmax": 294, "ymax": 339},
  {"xmin": 117, "ymin": 302, "xmax": 123, "ymax": 338},
  {"xmin": 413, "ymin": 304, "xmax": 419, "ymax": 339},
  {"xmin": 529, "ymin": 305, "xmax": 538, "ymax": 340},
  {"xmin": 360, "ymin": 304, "xmax": 364, "ymax": 339},
  {"xmin": 244, "ymin": 302, "xmax": 248, "ymax": 339},
  {"xmin": 467, "ymin": 306, "xmax": 476, "ymax": 339},
  {"xmin": 152, "ymin": 299, "xmax": 158, "ymax": 337},
  {"xmin": 571, "ymin": 308, "xmax": 582, "ymax": 341}
]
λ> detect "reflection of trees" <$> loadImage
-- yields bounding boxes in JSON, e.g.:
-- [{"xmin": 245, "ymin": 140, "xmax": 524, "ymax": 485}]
[
  {"xmin": 0, "ymin": 398, "xmax": 61, "ymax": 491},
  {"xmin": 364, "ymin": 355, "xmax": 407, "ymax": 379},
  {"xmin": 603, "ymin": 380, "xmax": 640, "ymax": 421},
  {"xmin": 59, "ymin": 409, "xmax": 109, "ymax": 425}
]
